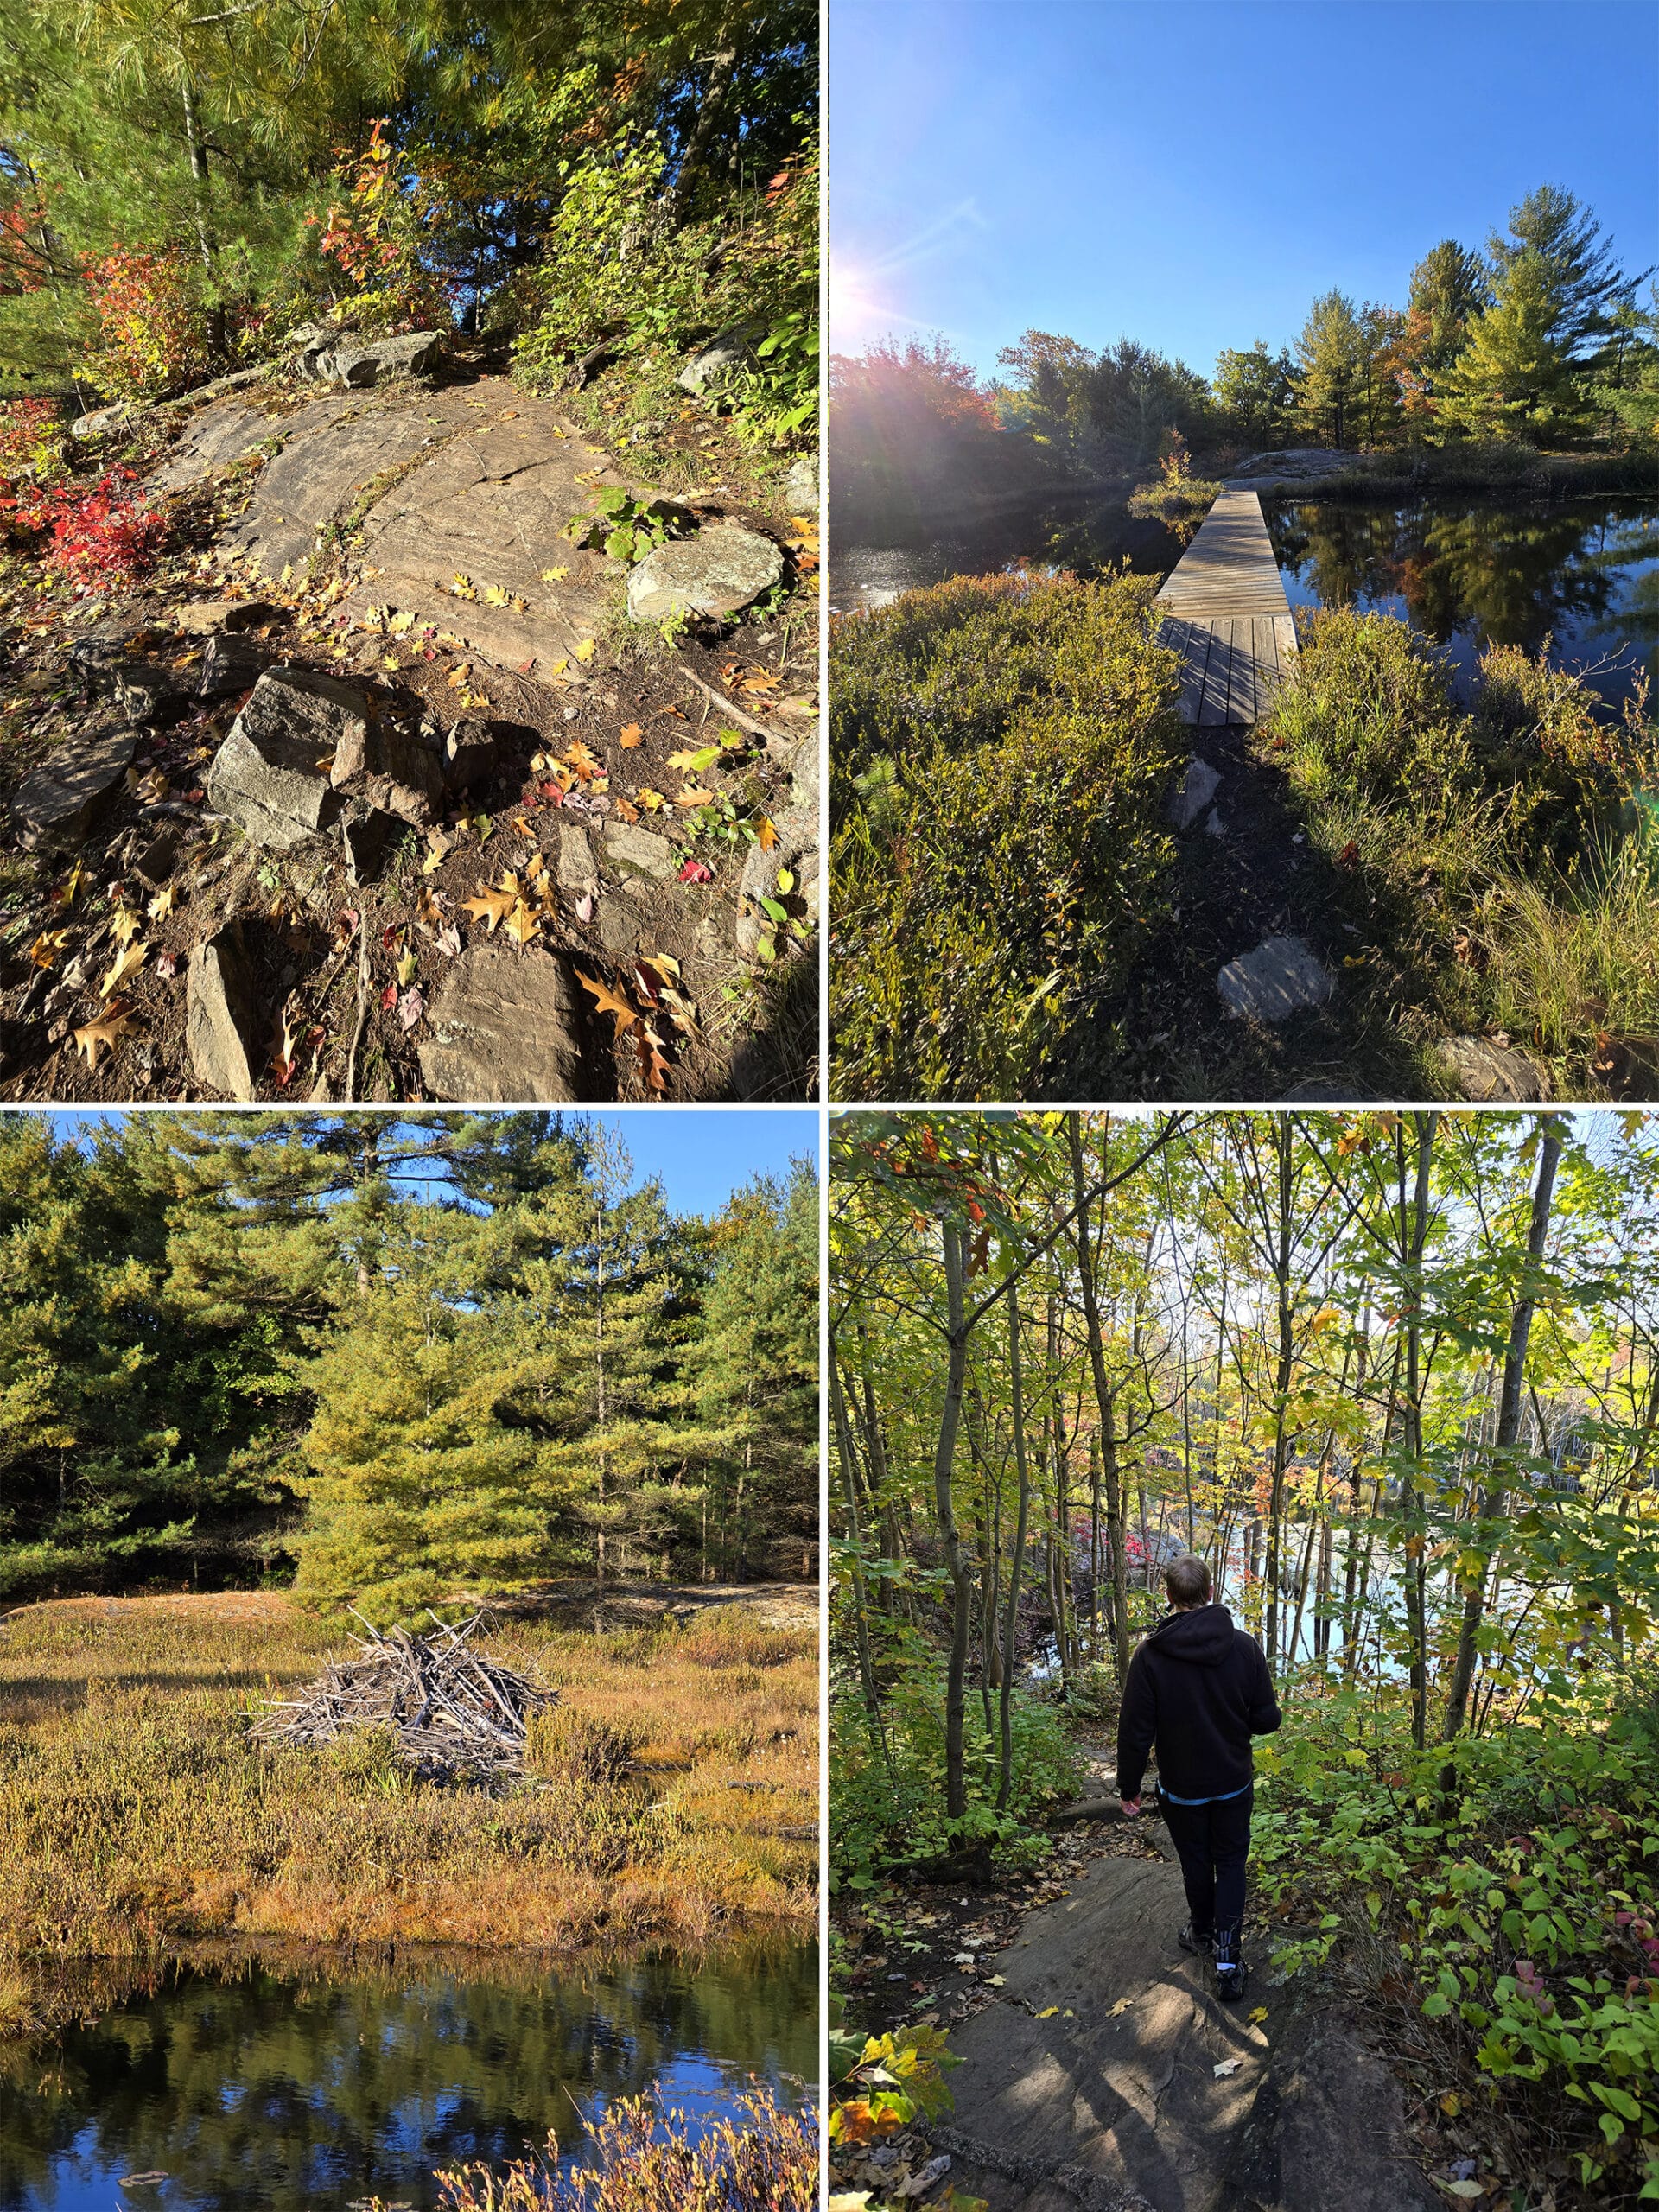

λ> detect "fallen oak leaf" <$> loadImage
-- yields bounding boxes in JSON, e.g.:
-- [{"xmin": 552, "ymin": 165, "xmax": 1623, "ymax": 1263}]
[
  {"xmin": 28, "ymin": 929, "xmax": 72, "ymax": 969},
  {"xmin": 73, "ymin": 1000, "xmax": 137, "ymax": 1067},
  {"xmin": 461, "ymin": 879, "xmax": 520, "ymax": 932},
  {"xmin": 574, "ymin": 967, "xmax": 639, "ymax": 1039},
  {"xmin": 675, "ymin": 785, "xmax": 717, "ymax": 808},
  {"xmin": 110, "ymin": 906, "xmax": 143, "ymax": 948},
  {"xmin": 618, "ymin": 722, "xmax": 644, "ymax": 748},
  {"xmin": 677, "ymin": 857, "xmax": 714, "ymax": 884},
  {"xmin": 146, "ymin": 884, "xmax": 175, "ymax": 920},
  {"xmin": 503, "ymin": 899, "xmax": 540, "ymax": 944},
  {"xmin": 754, "ymin": 815, "xmax": 779, "ymax": 851}
]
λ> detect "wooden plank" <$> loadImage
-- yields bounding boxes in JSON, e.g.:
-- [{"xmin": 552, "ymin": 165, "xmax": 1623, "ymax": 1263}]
[
  {"xmin": 1173, "ymin": 619, "xmax": 1209, "ymax": 727},
  {"xmin": 1225, "ymin": 617, "xmax": 1255, "ymax": 725},
  {"xmin": 1198, "ymin": 623, "xmax": 1231, "ymax": 728},
  {"xmin": 1255, "ymin": 614, "xmax": 1280, "ymax": 687},
  {"xmin": 1274, "ymin": 612, "xmax": 1299, "ymax": 665}
]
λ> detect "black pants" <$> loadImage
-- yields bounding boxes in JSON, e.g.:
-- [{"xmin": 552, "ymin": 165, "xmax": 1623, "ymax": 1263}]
[{"xmin": 1158, "ymin": 1783, "xmax": 1253, "ymax": 1939}]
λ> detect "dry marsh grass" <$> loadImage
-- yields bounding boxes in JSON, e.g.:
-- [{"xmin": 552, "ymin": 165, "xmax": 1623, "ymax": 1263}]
[{"xmin": 0, "ymin": 1591, "xmax": 817, "ymax": 2032}]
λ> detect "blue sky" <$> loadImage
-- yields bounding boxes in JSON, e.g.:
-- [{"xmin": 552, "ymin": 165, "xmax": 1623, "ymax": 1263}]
[
  {"xmin": 43, "ymin": 1110, "xmax": 819, "ymax": 1220},
  {"xmin": 830, "ymin": 0, "xmax": 1659, "ymax": 380}
]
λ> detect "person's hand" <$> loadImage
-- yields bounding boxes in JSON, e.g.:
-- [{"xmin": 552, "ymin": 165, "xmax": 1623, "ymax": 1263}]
[{"xmin": 1120, "ymin": 1796, "xmax": 1141, "ymax": 1819}]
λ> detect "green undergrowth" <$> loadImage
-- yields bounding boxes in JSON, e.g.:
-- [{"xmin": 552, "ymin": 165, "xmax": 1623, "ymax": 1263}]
[
  {"xmin": 1260, "ymin": 606, "xmax": 1659, "ymax": 1094},
  {"xmin": 1255, "ymin": 1674, "xmax": 1659, "ymax": 2206},
  {"xmin": 830, "ymin": 1660, "xmax": 1084, "ymax": 1891},
  {"xmin": 830, "ymin": 569, "xmax": 1185, "ymax": 1099}
]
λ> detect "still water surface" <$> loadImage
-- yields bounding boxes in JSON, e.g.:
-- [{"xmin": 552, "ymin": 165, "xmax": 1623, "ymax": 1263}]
[
  {"xmin": 0, "ymin": 1943, "xmax": 817, "ymax": 2212},
  {"xmin": 834, "ymin": 491, "xmax": 1659, "ymax": 709}
]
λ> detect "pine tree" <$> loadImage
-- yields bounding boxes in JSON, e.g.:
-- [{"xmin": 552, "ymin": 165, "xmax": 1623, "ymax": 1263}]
[
  {"xmin": 683, "ymin": 1162, "xmax": 819, "ymax": 1581},
  {"xmin": 1488, "ymin": 184, "xmax": 1644, "ymax": 363},
  {"xmin": 515, "ymin": 1128, "xmax": 683, "ymax": 1585},
  {"xmin": 1293, "ymin": 289, "xmax": 1363, "ymax": 449},
  {"xmin": 291, "ymin": 1247, "xmax": 564, "ymax": 1622},
  {"xmin": 1435, "ymin": 249, "xmax": 1586, "ymax": 442}
]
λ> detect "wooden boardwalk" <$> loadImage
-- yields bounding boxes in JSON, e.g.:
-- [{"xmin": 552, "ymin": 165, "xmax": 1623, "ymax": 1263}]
[{"xmin": 1155, "ymin": 488, "xmax": 1297, "ymax": 727}]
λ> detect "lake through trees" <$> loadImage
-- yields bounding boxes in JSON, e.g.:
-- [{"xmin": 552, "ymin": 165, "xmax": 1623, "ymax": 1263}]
[
  {"xmin": 0, "ymin": 1942, "xmax": 817, "ymax": 2212},
  {"xmin": 832, "ymin": 490, "xmax": 1659, "ymax": 709}
]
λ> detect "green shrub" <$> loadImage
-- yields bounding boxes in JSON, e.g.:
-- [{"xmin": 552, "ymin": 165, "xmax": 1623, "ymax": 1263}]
[
  {"xmin": 1253, "ymin": 1677, "xmax": 1659, "ymax": 2201},
  {"xmin": 830, "ymin": 569, "xmax": 1185, "ymax": 1099}
]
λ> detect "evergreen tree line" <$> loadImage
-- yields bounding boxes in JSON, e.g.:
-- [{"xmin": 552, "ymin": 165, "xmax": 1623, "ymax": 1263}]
[
  {"xmin": 0, "ymin": 1112, "xmax": 818, "ymax": 1615},
  {"xmin": 0, "ymin": 0, "xmax": 815, "ymax": 423},
  {"xmin": 832, "ymin": 184, "xmax": 1658, "ymax": 526}
]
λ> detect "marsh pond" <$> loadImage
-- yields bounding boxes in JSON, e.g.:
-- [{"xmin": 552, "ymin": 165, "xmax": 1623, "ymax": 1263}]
[
  {"xmin": 0, "ymin": 1942, "xmax": 817, "ymax": 2212},
  {"xmin": 832, "ymin": 490, "xmax": 1659, "ymax": 710}
]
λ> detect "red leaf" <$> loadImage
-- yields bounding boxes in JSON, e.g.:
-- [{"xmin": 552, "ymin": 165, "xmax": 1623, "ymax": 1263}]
[
  {"xmin": 677, "ymin": 858, "xmax": 714, "ymax": 884},
  {"xmin": 380, "ymin": 982, "xmax": 397, "ymax": 1011}
]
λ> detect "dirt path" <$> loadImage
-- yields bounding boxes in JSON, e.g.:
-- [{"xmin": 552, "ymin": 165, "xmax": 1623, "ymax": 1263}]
[{"xmin": 1052, "ymin": 726, "xmax": 1421, "ymax": 1104}]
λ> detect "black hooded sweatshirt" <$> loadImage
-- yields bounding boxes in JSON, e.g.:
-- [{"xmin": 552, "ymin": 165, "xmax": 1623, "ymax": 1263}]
[{"xmin": 1116, "ymin": 1603, "xmax": 1281, "ymax": 1802}]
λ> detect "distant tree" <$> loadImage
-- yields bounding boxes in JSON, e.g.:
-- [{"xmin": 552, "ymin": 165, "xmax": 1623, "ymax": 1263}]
[
  {"xmin": 1354, "ymin": 302, "xmax": 1408, "ymax": 448},
  {"xmin": 292, "ymin": 1262, "xmax": 564, "ymax": 1623},
  {"xmin": 1211, "ymin": 340, "xmax": 1297, "ymax": 448},
  {"xmin": 683, "ymin": 1162, "xmax": 819, "ymax": 1581},
  {"xmin": 1487, "ymin": 184, "xmax": 1646, "ymax": 364},
  {"xmin": 1435, "ymin": 248, "xmax": 1586, "ymax": 442},
  {"xmin": 1294, "ymin": 289, "xmax": 1363, "ymax": 448},
  {"xmin": 1592, "ymin": 289, "xmax": 1659, "ymax": 443},
  {"xmin": 1395, "ymin": 239, "xmax": 1490, "ymax": 420}
]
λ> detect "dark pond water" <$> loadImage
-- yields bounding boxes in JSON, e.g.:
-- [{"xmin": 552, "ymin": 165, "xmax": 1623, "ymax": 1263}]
[
  {"xmin": 0, "ymin": 1942, "xmax": 817, "ymax": 2212},
  {"xmin": 833, "ymin": 491, "xmax": 1659, "ymax": 710}
]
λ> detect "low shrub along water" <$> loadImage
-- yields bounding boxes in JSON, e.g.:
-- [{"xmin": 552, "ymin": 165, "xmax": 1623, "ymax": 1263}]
[{"xmin": 830, "ymin": 569, "xmax": 1185, "ymax": 1099}]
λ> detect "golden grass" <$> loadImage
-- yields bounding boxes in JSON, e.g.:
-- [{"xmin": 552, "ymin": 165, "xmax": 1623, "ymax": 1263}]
[{"xmin": 0, "ymin": 1591, "xmax": 817, "ymax": 2032}]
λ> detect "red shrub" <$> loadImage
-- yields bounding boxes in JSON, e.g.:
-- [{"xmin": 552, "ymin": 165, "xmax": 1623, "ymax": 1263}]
[{"xmin": 7, "ymin": 467, "xmax": 168, "ymax": 586}]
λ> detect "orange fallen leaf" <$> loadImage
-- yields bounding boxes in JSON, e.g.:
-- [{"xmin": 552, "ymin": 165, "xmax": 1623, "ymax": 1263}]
[
  {"xmin": 675, "ymin": 785, "xmax": 716, "ymax": 809},
  {"xmin": 461, "ymin": 879, "xmax": 519, "ymax": 932},
  {"xmin": 618, "ymin": 723, "xmax": 644, "ymax": 748},
  {"xmin": 574, "ymin": 968, "xmax": 639, "ymax": 1039},
  {"xmin": 755, "ymin": 816, "xmax": 779, "ymax": 851}
]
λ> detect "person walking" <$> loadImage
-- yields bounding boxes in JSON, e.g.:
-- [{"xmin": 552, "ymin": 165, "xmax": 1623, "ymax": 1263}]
[{"xmin": 1116, "ymin": 1551, "xmax": 1281, "ymax": 2001}]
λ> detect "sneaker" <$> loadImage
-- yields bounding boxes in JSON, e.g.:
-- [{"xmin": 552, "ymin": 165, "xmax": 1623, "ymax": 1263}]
[
  {"xmin": 1177, "ymin": 1923, "xmax": 1214, "ymax": 1955},
  {"xmin": 1213, "ymin": 1929, "xmax": 1249, "ymax": 2002}
]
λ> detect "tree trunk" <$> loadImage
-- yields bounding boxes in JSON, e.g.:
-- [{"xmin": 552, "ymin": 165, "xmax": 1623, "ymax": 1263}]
[
  {"xmin": 933, "ymin": 1217, "xmax": 974, "ymax": 1822},
  {"xmin": 1441, "ymin": 1121, "xmax": 1565, "ymax": 1753},
  {"xmin": 1068, "ymin": 1113, "xmax": 1131, "ymax": 1681},
  {"xmin": 997, "ymin": 1280, "xmax": 1033, "ymax": 1811}
]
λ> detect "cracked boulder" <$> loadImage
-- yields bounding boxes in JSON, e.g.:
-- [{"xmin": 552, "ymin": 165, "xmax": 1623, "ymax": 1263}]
[
  {"xmin": 1436, "ymin": 1034, "xmax": 1548, "ymax": 1102},
  {"xmin": 328, "ymin": 713, "xmax": 445, "ymax": 826},
  {"xmin": 417, "ymin": 944, "xmax": 585, "ymax": 1102},
  {"xmin": 11, "ymin": 728, "xmax": 137, "ymax": 852},
  {"xmin": 198, "ymin": 632, "xmax": 277, "ymax": 699},
  {"xmin": 205, "ymin": 667, "xmax": 365, "ymax": 848},
  {"xmin": 1166, "ymin": 755, "xmax": 1220, "ymax": 831},
  {"xmin": 626, "ymin": 522, "xmax": 784, "ymax": 625},
  {"xmin": 314, "ymin": 330, "xmax": 444, "ymax": 387},
  {"xmin": 185, "ymin": 921, "xmax": 260, "ymax": 1100},
  {"xmin": 677, "ymin": 320, "xmax": 762, "ymax": 397},
  {"xmin": 173, "ymin": 600, "xmax": 281, "ymax": 638}
]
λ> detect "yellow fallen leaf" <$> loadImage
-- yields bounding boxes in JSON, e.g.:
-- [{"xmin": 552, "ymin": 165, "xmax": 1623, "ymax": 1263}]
[
  {"xmin": 503, "ymin": 899, "xmax": 540, "ymax": 944},
  {"xmin": 146, "ymin": 884, "xmax": 175, "ymax": 920},
  {"xmin": 1249, "ymin": 2005, "xmax": 1268, "ymax": 2024},
  {"xmin": 110, "ymin": 906, "xmax": 143, "ymax": 948},
  {"xmin": 29, "ymin": 928, "xmax": 72, "ymax": 969},
  {"xmin": 574, "ymin": 638, "xmax": 596, "ymax": 663},
  {"xmin": 754, "ymin": 815, "xmax": 779, "ymax": 851},
  {"xmin": 636, "ymin": 788, "xmax": 666, "ymax": 812},
  {"xmin": 451, "ymin": 574, "xmax": 478, "ymax": 600},
  {"xmin": 483, "ymin": 583, "xmax": 511, "ymax": 607},
  {"xmin": 100, "ymin": 939, "xmax": 148, "ymax": 997},
  {"xmin": 1036, "ymin": 2006, "xmax": 1058, "ymax": 2019},
  {"xmin": 541, "ymin": 565, "xmax": 569, "ymax": 582}
]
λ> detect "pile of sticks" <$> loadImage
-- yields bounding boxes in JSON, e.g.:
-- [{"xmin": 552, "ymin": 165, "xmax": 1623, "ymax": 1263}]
[{"xmin": 250, "ymin": 1611, "xmax": 556, "ymax": 1789}]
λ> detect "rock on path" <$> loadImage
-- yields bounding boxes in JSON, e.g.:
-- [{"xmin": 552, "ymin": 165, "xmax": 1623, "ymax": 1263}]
[
  {"xmin": 1217, "ymin": 935, "xmax": 1334, "ymax": 1023},
  {"xmin": 1434, "ymin": 1035, "xmax": 1548, "ymax": 1102}
]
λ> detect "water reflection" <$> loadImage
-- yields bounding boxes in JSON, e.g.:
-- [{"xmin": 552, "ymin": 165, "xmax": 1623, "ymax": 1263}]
[
  {"xmin": 0, "ymin": 1941, "xmax": 817, "ymax": 2212},
  {"xmin": 1264, "ymin": 495, "xmax": 1659, "ymax": 706},
  {"xmin": 833, "ymin": 491, "xmax": 1659, "ymax": 711}
]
